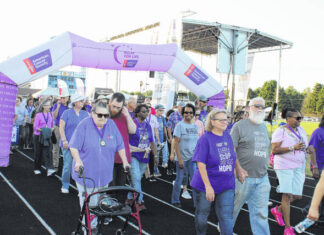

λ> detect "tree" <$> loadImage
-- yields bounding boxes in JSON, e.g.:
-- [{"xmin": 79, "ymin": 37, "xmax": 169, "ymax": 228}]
[
  {"xmin": 258, "ymin": 80, "xmax": 277, "ymax": 107},
  {"xmin": 316, "ymin": 86, "xmax": 324, "ymax": 114},
  {"xmin": 284, "ymin": 86, "xmax": 305, "ymax": 111},
  {"xmin": 304, "ymin": 83, "xmax": 323, "ymax": 114}
]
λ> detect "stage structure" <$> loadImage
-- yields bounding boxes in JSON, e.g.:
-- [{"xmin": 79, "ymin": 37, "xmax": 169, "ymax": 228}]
[{"xmin": 0, "ymin": 32, "xmax": 224, "ymax": 166}]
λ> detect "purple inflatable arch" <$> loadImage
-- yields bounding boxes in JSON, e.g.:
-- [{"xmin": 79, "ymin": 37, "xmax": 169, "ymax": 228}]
[{"xmin": 0, "ymin": 32, "xmax": 225, "ymax": 166}]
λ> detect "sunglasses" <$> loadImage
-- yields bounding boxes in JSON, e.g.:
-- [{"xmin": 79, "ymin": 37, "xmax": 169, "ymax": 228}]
[
  {"xmin": 184, "ymin": 111, "xmax": 193, "ymax": 115},
  {"xmin": 252, "ymin": 104, "xmax": 266, "ymax": 110},
  {"xmin": 95, "ymin": 112, "xmax": 109, "ymax": 119},
  {"xmin": 291, "ymin": 116, "xmax": 303, "ymax": 121},
  {"xmin": 195, "ymin": 114, "xmax": 200, "ymax": 117},
  {"xmin": 212, "ymin": 118, "xmax": 228, "ymax": 122}
]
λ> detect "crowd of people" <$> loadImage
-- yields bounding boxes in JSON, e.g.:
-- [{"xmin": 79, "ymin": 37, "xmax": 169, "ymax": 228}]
[{"xmin": 12, "ymin": 92, "xmax": 324, "ymax": 235}]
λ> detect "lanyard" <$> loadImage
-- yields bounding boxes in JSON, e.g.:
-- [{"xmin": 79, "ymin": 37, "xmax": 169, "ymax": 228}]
[
  {"xmin": 42, "ymin": 112, "xmax": 49, "ymax": 126},
  {"xmin": 27, "ymin": 106, "xmax": 33, "ymax": 113},
  {"xmin": 285, "ymin": 124, "xmax": 301, "ymax": 141},
  {"xmin": 91, "ymin": 118, "xmax": 107, "ymax": 141}
]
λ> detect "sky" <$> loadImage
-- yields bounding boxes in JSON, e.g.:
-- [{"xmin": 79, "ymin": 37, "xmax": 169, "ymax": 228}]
[{"xmin": 0, "ymin": 0, "xmax": 323, "ymax": 93}]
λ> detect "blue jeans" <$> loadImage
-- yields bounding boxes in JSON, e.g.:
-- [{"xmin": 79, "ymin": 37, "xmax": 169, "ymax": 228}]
[
  {"xmin": 171, "ymin": 159, "xmax": 195, "ymax": 205},
  {"xmin": 194, "ymin": 188, "xmax": 234, "ymax": 235},
  {"xmin": 61, "ymin": 148, "xmax": 73, "ymax": 189},
  {"xmin": 128, "ymin": 157, "xmax": 147, "ymax": 202},
  {"xmin": 233, "ymin": 174, "xmax": 271, "ymax": 235}
]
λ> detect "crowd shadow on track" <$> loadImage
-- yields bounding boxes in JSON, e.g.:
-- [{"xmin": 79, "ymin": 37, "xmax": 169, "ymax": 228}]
[{"xmin": 0, "ymin": 149, "xmax": 323, "ymax": 235}]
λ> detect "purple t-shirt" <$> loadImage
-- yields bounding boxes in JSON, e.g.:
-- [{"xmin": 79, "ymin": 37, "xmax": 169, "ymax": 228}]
[
  {"xmin": 69, "ymin": 117, "xmax": 125, "ymax": 187},
  {"xmin": 52, "ymin": 103, "xmax": 68, "ymax": 126},
  {"xmin": 198, "ymin": 110, "xmax": 208, "ymax": 124},
  {"xmin": 129, "ymin": 119, "xmax": 153, "ymax": 163},
  {"xmin": 60, "ymin": 109, "xmax": 89, "ymax": 147},
  {"xmin": 309, "ymin": 127, "xmax": 324, "ymax": 169},
  {"xmin": 85, "ymin": 105, "xmax": 92, "ymax": 113},
  {"xmin": 167, "ymin": 111, "xmax": 183, "ymax": 132},
  {"xmin": 190, "ymin": 131, "xmax": 236, "ymax": 194}
]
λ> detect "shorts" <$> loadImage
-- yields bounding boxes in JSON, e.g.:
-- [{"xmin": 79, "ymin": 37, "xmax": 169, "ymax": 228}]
[{"xmin": 275, "ymin": 167, "xmax": 305, "ymax": 196}]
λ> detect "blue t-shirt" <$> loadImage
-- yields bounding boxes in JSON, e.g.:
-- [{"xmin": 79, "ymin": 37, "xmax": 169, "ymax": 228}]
[
  {"xmin": 69, "ymin": 117, "xmax": 124, "ymax": 187},
  {"xmin": 60, "ymin": 109, "xmax": 89, "ymax": 147},
  {"xmin": 173, "ymin": 121, "xmax": 199, "ymax": 161},
  {"xmin": 14, "ymin": 105, "xmax": 28, "ymax": 125},
  {"xmin": 129, "ymin": 119, "xmax": 153, "ymax": 163},
  {"xmin": 191, "ymin": 131, "xmax": 236, "ymax": 194},
  {"xmin": 156, "ymin": 116, "xmax": 166, "ymax": 143}
]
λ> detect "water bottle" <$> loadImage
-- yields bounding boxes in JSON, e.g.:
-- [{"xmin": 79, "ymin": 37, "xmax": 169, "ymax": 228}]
[{"xmin": 295, "ymin": 218, "xmax": 315, "ymax": 233}]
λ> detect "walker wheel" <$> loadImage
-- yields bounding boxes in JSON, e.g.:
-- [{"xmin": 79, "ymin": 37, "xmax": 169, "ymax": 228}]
[{"xmin": 115, "ymin": 228, "xmax": 125, "ymax": 235}]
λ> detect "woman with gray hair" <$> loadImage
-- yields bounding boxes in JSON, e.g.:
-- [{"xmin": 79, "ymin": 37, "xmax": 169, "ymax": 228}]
[{"xmin": 191, "ymin": 109, "xmax": 236, "ymax": 235}]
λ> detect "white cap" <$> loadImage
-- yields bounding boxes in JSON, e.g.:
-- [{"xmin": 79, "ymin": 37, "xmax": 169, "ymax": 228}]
[{"xmin": 70, "ymin": 93, "xmax": 85, "ymax": 103}]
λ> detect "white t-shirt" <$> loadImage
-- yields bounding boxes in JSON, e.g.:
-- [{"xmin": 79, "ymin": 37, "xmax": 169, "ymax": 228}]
[{"xmin": 146, "ymin": 114, "xmax": 159, "ymax": 142}]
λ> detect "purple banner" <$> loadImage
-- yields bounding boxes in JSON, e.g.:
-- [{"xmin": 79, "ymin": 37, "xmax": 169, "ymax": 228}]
[
  {"xmin": 184, "ymin": 64, "xmax": 208, "ymax": 85},
  {"xmin": 24, "ymin": 49, "xmax": 52, "ymax": 75},
  {"xmin": 0, "ymin": 72, "xmax": 18, "ymax": 167},
  {"xmin": 207, "ymin": 91, "xmax": 226, "ymax": 109}
]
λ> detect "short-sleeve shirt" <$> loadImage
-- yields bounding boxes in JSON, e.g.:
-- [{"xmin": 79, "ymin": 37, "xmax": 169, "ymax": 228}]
[
  {"xmin": 14, "ymin": 105, "xmax": 28, "ymax": 125},
  {"xmin": 69, "ymin": 117, "xmax": 124, "ymax": 187},
  {"xmin": 129, "ymin": 119, "xmax": 153, "ymax": 163},
  {"xmin": 195, "ymin": 119, "xmax": 205, "ymax": 138},
  {"xmin": 167, "ymin": 111, "xmax": 183, "ymax": 133},
  {"xmin": 85, "ymin": 105, "xmax": 92, "ymax": 113},
  {"xmin": 156, "ymin": 116, "xmax": 166, "ymax": 143},
  {"xmin": 231, "ymin": 118, "xmax": 270, "ymax": 178},
  {"xmin": 198, "ymin": 110, "xmax": 208, "ymax": 125},
  {"xmin": 60, "ymin": 109, "xmax": 89, "ymax": 147},
  {"xmin": 52, "ymin": 103, "xmax": 68, "ymax": 126},
  {"xmin": 272, "ymin": 125, "xmax": 308, "ymax": 170},
  {"xmin": 146, "ymin": 114, "xmax": 159, "ymax": 142},
  {"xmin": 191, "ymin": 131, "xmax": 236, "ymax": 194},
  {"xmin": 309, "ymin": 127, "xmax": 324, "ymax": 169},
  {"xmin": 173, "ymin": 121, "xmax": 199, "ymax": 161},
  {"xmin": 112, "ymin": 113, "xmax": 131, "ymax": 163}
]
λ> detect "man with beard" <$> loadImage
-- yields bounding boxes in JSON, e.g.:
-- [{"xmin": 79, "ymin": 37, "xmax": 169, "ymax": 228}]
[
  {"xmin": 231, "ymin": 97, "xmax": 271, "ymax": 235},
  {"xmin": 109, "ymin": 92, "xmax": 136, "ymax": 186}
]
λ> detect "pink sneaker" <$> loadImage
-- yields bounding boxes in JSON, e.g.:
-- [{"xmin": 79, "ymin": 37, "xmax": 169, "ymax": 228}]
[
  {"xmin": 284, "ymin": 226, "xmax": 295, "ymax": 235},
  {"xmin": 271, "ymin": 206, "xmax": 285, "ymax": 226}
]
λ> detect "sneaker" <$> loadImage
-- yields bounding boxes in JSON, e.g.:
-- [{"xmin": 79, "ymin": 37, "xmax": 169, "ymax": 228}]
[
  {"xmin": 172, "ymin": 203, "xmax": 181, "ymax": 208},
  {"xmin": 61, "ymin": 188, "xmax": 69, "ymax": 194},
  {"xmin": 34, "ymin": 170, "xmax": 41, "ymax": 175},
  {"xmin": 162, "ymin": 163, "xmax": 168, "ymax": 168},
  {"xmin": 138, "ymin": 202, "xmax": 147, "ymax": 212},
  {"xmin": 103, "ymin": 217, "xmax": 112, "ymax": 225},
  {"xmin": 149, "ymin": 177, "xmax": 157, "ymax": 182},
  {"xmin": 271, "ymin": 206, "xmax": 285, "ymax": 226},
  {"xmin": 268, "ymin": 201, "xmax": 273, "ymax": 207},
  {"xmin": 181, "ymin": 190, "xmax": 192, "ymax": 199},
  {"xmin": 154, "ymin": 172, "xmax": 161, "ymax": 177},
  {"xmin": 47, "ymin": 169, "xmax": 56, "ymax": 177},
  {"xmin": 166, "ymin": 170, "xmax": 172, "ymax": 175},
  {"xmin": 284, "ymin": 226, "xmax": 295, "ymax": 235}
]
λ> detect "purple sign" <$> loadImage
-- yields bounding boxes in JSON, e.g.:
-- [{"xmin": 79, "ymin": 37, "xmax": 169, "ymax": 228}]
[
  {"xmin": 113, "ymin": 45, "xmax": 139, "ymax": 68},
  {"xmin": 24, "ymin": 49, "xmax": 52, "ymax": 75},
  {"xmin": 207, "ymin": 91, "xmax": 226, "ymax": 109},
  {"xmin": 0, "ymin": 72, "xmax": 18, "ymax": 167},
  {"xmin": 184, "ymin": 64, "xmax": 208, "ymax": 85}
]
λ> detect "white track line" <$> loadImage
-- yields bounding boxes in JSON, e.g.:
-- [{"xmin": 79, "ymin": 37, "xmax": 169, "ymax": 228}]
[
  {"xmin": 0, "ymin": 171, "xmax": 56, "ymax": 235},
  {"xmin": 16, "ymin": 150, "xmax": 150, "ymax": 235}
]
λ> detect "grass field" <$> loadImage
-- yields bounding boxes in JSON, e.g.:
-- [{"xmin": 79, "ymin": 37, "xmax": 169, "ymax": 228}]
[{"xmin": 266, "ymin": 120, "xmax": 320, "ymax": 176}]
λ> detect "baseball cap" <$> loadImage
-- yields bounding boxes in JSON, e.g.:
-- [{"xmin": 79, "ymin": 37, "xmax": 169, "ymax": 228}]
[{"xmin": 155, "ymin": 104, "xmax": 165, "ymax": 110}]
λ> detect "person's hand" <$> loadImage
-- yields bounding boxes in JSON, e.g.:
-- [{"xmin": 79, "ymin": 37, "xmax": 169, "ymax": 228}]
[
  {"xmin": 62, "ymin": 140, "xmax": 69, "ymax": 149},
  {"xmin": 205, "ymin": 185, "xmax": 215, "ymax": 202},
  {"xmin": 236, "ymin": 167, "xmax": 248, "ymax": 183},
  {"xmin": 74, "ymin": 160, "xmax": 83, "ymax": 173},
  {"xmin": 38, "ymin": 128, "xmax": 42, "ymax": 132},
  {"xmin": 123, "ymin": 162, "xmax": 131, "ymax": 172},
  {"xmin": 307, "ymin": 206, "xmax": 319, "ymax": 221},
  {"xmin": 145, "ymin": 147, "xmax": 151, "ymax": 154},
  {"xmin": 294, "ymin": 142, "xmax": 305, "ymax": 151},
  {"xmin": 122, "ymin": 106, "xmax": 129, "ymax": 116},
  {"xmin": 312, "ymin": 168, "xmax": 320, "ymax": 178},
  {"xmin": 178, "ymin": 159, "xmax": 184, "ymax": 169},
  {"xmin": 170, "ymin": 153, "xmax": 174, "ymax": 162},
  {"xmin": 157, "ymin": 141, "xmax": 161, "ymax": 147}
]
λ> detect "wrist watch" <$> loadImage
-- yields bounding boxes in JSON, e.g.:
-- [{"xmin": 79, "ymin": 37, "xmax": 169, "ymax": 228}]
[{"xmin": 289, "ymin": 146, "xmax": 294, "ymax": 151}]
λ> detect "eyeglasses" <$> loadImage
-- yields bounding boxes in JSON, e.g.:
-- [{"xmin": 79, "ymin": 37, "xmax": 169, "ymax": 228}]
[
  {"xmin": 184, "ymin": 111, "xmax": 193, "ymax": 115},
  {"xmin": 291, "ymin": 116, "xmax": 303, "ymax": 121},
  {"xmin": 212, "ymin": 118, "xmax": 228, "ymax": 122},
  {"xmin": 252, "ymin": 104, "xmax": 265, "ymax": 110},
  {"xmin": 95, "ymin": 112, "xmax": 109, "ymax": 119}
]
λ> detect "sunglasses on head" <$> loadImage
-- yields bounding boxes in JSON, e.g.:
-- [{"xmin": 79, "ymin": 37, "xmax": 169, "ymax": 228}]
[
  {"xmin": 184, "ymin": 111, "xmax": 193, "ymax": 114},
  {"xmin": 95, "ymin": 112, "xmax": 109, "ymax": 119}
]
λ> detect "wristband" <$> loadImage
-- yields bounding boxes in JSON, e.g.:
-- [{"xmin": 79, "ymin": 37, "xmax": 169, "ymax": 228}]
[
  {"xmin": 311, "ymin": 165, "xmax": 318, "ymax": 169},
  {"xmin": 288, "ymin": 146, "xmax": 294, "ymax": 151}
]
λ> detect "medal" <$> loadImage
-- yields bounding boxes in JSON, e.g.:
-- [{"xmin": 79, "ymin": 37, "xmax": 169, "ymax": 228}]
[{"xmin": 100, "ymin": 140, "xmax": 106, "ymax": 146}]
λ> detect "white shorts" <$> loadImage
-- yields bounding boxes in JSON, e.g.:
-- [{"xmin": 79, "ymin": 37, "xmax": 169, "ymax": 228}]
[{"xmin": 275, "ymin": 167, "xmax": 305, "ymax": 196}]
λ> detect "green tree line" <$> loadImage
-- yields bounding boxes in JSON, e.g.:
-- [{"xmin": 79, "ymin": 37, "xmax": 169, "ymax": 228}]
[{"xmin": 247, "ymin": 80, "xmax": 323, "ymax": 115}]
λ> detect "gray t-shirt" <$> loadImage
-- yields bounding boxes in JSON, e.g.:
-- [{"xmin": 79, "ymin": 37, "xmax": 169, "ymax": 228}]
[
  {"xmin": 230, "ymin": 118, "xmax": 270, "ymax": 178},
  {"xmin": 173, "ymin": 121, "xmax": 199, "ymax": 161}
]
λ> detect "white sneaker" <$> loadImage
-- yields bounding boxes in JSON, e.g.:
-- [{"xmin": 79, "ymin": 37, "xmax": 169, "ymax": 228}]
[
  {"xmin": 181, "ymin": 190, "xmax": 192, "ymax": 199},
  {"xmin": 162, "ymin": 163, "xmax": 168, "ymax": 168},
  {"xmin": 268, "ymin": 201, "xmax": 273, "ymax": 207},
  {"xmin": 34, "ymin": 170, "xmax": 41, "ymax": 175},
  {"xmin": 47, "ymin": 169, "xmax": 56, "ymax": 176},
  {"xmin": 61, "ymin": 188, "xmax": 69, "ymax": 194}
]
